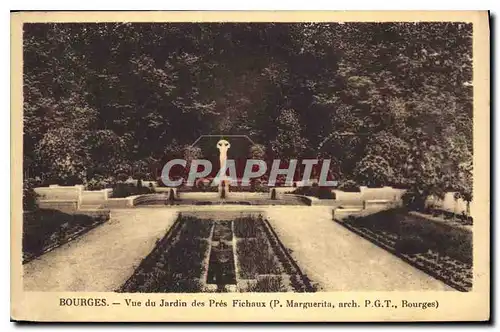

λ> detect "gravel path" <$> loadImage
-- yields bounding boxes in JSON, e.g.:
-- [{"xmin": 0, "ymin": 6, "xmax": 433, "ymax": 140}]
[
  {"xmin": 265, "ymin": 206, "xmax": 453, "ymax": 291},
  {"xmin": 23, "ymin": 205, "xmax": 453, "ymax": 292},
  {"xmin": 23, "ymin": 209, "xmax": 178, "ymax": 291}
]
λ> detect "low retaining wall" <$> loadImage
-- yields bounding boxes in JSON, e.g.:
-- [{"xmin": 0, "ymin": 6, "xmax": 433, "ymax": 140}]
[
  {"xmin": 81, "ymin": 189, "xmax": 113, "ymax": 204},
  {"xmin": 178, "ymin": 192, "xmax": 219, "ymax": 200},
  {"xmin": 104, "ymin": 197, "xmax": 136, "ymax": 209},
  {"xmin": 37, "ymin": 200, "xmax": 79, "ymax": 213},
  {"xmin": 34, "ymin": 185, "xmax": 116, "ymax": 212},
  {"xmin": 34, "ymin": 185, "xmax": 83, "ymax": 199},
  {"xmin": 35, "ymin": 185, "xmax": 83, "ymax": 212},
  {"xmin": 425, "ymin": 192, "xmax": 471, "ymax": 215},
  {"xmin": 332, "ymin": 190, "xmax": 363, "ymax": 203},
  {"xmin": 333, "ymin": 187, "xmax": 406, "ymax": 203},
  {"xmin": 360, "ymin": 186, "xmax": 406, "ymax": 201}
]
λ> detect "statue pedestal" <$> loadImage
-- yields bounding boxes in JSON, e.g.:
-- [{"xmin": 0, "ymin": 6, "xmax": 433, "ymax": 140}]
[{"xmin": 218, "ymin": 180, "xmax": 230, "ymax": 199}]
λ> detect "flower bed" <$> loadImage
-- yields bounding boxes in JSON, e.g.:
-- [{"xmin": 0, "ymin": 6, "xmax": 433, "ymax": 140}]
[
  {"xmin": 119, "ymin": 216, "xmax": 213, "ymax": 293},
  {"xmin": 118, "ymin": 214, "xmax": 315, "ymax": 293},
  {"xmin": 23, "ymin": 209, "xmax": 110, "ymax": 263},
  {"xmin": 236, "ymin": 238, "xmax": 283, "ymax": 278},
  {"xmin": 338, "ymin": 209, "xmax": 472, "ymax": 291},
  {"xmin": 234, "ymin": 216, "xmax": 316, "ymax": 292}
]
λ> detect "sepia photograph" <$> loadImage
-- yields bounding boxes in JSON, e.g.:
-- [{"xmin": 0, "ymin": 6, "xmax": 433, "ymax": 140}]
[{"xmin": 10, "ymin": 11, "xmax": 490, "ymax": 322}]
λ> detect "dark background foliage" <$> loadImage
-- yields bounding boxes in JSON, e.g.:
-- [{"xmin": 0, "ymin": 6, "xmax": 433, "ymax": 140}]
[{"xmin": 23, "ymin": 22, "xmax": 473, "ymax": 201}]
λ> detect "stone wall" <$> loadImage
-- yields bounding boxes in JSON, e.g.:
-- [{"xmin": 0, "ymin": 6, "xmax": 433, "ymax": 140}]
[
  {"xmin": 37, "ymin": 200, "xmax": 79, "ymax": 213},
  {"xmin": 34, "ymin": 185, "xmax": 114, "ymax": 212},
  {"xmin": 426, "ymin": 192, "xmax": 471, "ymax": 215},
  {"xmin": 81, "ymin": 189, "xmax": 113, "ymax": 205},
  {"xmin": 332, "ymin": 186, "xmax": 406, "ymax": 207},
  {"xmin": 34, "ymin": 185, "xmax": 83, "ymax": 202},
  {"xmin": 34, "ymin": 185, "xmax": 83, "ymax": 212},
  {"xmin": 104, "ymin": 197, "xmax": 135, "ymax": 208}
]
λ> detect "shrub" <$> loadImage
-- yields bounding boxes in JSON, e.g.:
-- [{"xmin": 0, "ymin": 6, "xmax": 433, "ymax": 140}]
[
  {"xmin": 23, "ymin": 178, "xmax": 39, "ymax": 211},
  {"xmin": 337, "ymin": 180, "xmax": 360, "ymax": 192},
  {"xmin": 116, "ymin": 173, "xmax": 129, "ymax": 182},
  {"xmin": 317, "ymin": 187, "xmax": 335, "ymax": 199},
  {"xmin": 292, "ymin": 186, "xmax": 334, "ymax": 199},
  {"xmin": 250, "ymin": 179, "xmax": 257, "ymax": 192},
  {"xmin": 402, "ymin": 191, "xmax": 427, "ymax": 211},
  {"xmin": 134, "ymin": 172, "xmax": 146, "ymax": 180},
  {"xmin": 86, "ymin": 176, "xmax": 113, "ymax": 190},
  {"xmin": 112, "ymin": 182, "xmax": 154, "ymax": 198}
]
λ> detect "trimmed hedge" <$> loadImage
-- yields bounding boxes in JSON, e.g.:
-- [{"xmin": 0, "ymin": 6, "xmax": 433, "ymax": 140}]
[
  {"xmin": 111, "ymin": 182, "xmax": 154, "ymax": 198},
  {"xmin": 292, "ymin": 185, "xmax": 335, "ymax": 199}
]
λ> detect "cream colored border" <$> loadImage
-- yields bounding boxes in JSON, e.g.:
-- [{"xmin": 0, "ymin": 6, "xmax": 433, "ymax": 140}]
[{"xmin": 10, "ymin": 11, "xmax": 490, "ymax": 322}]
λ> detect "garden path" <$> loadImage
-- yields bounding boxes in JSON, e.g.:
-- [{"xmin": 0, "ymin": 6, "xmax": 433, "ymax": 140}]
[
  {"xmin": 24, "ymin": 205, "xmax": 453, "ymax": 291},
  {"xmin": 23, "ymin": 209, "xmax": 178, "ymax": 291},
  {"xmin": 265, "ymin": 206, "xmax": 454, "ymax": 291}
]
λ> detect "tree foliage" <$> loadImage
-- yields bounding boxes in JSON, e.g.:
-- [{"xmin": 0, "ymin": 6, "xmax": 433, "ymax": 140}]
[{"xmin": 23, "ymin": 22, "xmax": 473, "ymax": 201}]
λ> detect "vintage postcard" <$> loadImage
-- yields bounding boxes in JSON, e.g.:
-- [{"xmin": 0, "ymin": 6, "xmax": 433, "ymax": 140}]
[{"xmin": 11, "ymin": 11, "xmax": 490, "ymax": 322}]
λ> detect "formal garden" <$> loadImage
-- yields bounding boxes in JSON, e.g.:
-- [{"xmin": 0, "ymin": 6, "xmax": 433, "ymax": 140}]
[
  {"xmin": 22, "ymin": 23, "xmax": 474, "ymax": 292},
  {"xmin": 118, "ymin": 214, "xmax": 316, "ymax": 293}
]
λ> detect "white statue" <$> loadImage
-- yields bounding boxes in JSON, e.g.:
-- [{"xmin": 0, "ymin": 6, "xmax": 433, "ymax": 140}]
[
  {"xmin": 216, "ymin": 139, "xmax": 231, "ymax": 168},
  {"xmin": 216, "ymin": 139, "xmax": 231, "ymax": 196}
]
